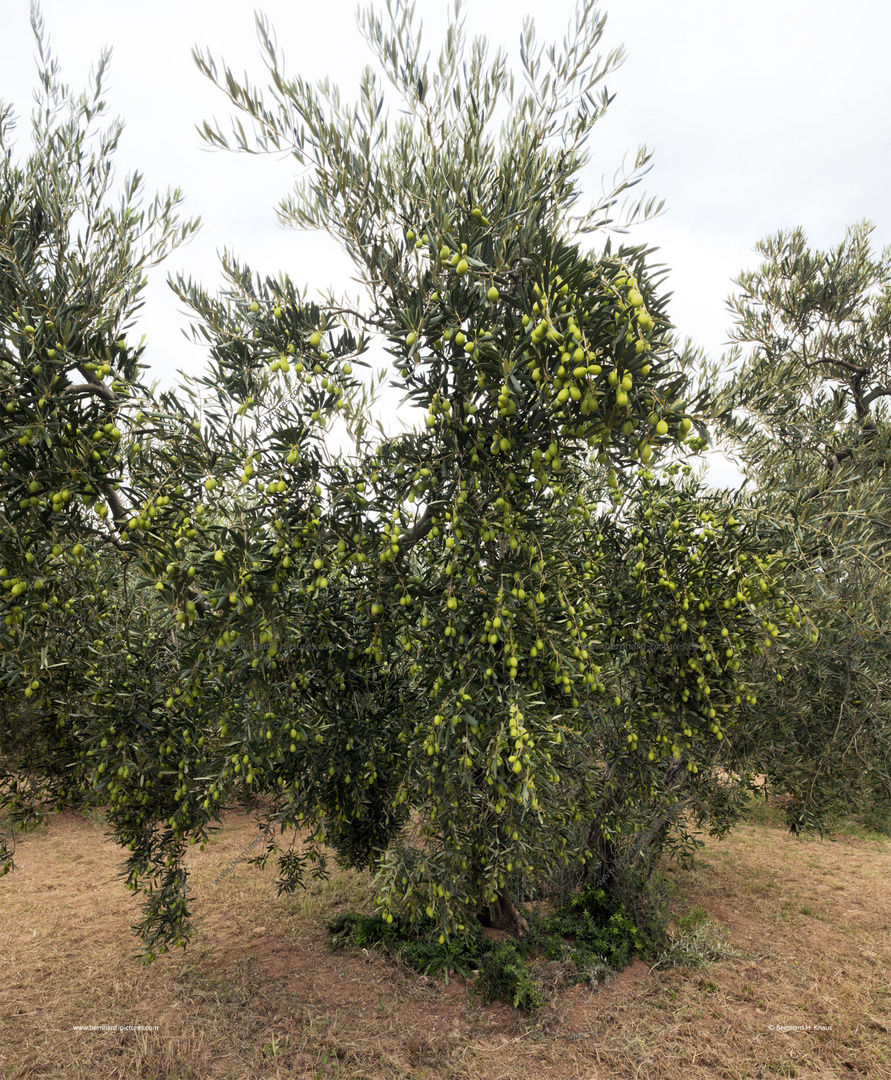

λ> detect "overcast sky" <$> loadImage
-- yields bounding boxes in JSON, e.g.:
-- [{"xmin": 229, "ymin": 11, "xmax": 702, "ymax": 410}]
[{"xmin": 3, "ymin": 0, "xmax": 890, "ymax": 486}]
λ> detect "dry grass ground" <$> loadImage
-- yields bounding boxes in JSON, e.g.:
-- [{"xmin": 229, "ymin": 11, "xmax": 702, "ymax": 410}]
[{"xmin": 1, "ymin": 800, "xmax": 889, "ymax": 1080}]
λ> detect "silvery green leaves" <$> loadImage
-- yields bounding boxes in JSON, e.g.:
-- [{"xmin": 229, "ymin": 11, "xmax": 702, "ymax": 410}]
[{"xmin": 712, "ymin": 224, "xmax": 891, "ymax": 831}]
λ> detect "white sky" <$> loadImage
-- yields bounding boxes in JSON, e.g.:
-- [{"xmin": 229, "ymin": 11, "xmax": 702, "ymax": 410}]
[{"xmin": 3, "ymin": 0, "xmax": 890, "ymax": 487}]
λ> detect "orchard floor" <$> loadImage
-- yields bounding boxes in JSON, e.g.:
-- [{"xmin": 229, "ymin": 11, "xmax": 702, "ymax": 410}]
[{"xmin": 1, "ymin": 802, "xmax": 889, "ymax": 1080}]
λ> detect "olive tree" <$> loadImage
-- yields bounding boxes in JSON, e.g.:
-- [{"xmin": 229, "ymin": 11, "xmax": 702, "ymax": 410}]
[
  {"xmin": 2, "ymin": 1, "xmax": 803, "ymax": 958},
  {"xmin": 711, "ymin": 223, "xmax": 891, "ymax": 831},
  {"xmin": 0, "ymin": 5, "xmax": 198, "ymax": 829}
]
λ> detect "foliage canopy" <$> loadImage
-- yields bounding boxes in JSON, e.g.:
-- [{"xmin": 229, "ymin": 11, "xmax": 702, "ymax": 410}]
[{"xmin": 711, "ymin": 223, "xmax": 891, "ymax": 830}]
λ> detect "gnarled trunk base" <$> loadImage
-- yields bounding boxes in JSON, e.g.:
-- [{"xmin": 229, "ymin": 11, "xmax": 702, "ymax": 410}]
[{"xmin": 477, "ymin": 887, "xmax": 529, "ymax": 937}]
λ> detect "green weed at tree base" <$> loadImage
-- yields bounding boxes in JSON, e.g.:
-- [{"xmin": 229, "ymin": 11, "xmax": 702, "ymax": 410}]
[
  {"xmin": 476, "ymin": 944, "xmax": 546, "ymax": 1010},
  {"xmin": 326, "ymin": 881, "xmax": 658, "ymax": 1010}
]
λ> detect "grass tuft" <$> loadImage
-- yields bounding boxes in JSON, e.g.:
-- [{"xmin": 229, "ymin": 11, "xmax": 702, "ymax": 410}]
[{"xmin": 649, "ymin": 904, "xmax": 741, "ymax": 971}]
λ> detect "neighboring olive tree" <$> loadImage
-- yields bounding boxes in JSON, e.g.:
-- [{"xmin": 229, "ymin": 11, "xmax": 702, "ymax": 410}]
[
  {"xmin": 2, "ymin": 1, "xmax": 805, "ymax": 959},
  {"xmin": 711, "ymin": 223, "xmax": 891, "ymax": 831}
]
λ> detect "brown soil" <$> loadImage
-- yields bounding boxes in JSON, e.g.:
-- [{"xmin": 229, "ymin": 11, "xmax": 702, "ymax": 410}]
[{"xmin": 1, "ymin": 805, "xmax": 889, "ymax": 1079}]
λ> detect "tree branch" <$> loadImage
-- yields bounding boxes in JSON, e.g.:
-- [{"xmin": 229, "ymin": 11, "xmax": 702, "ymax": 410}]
[
  {"xmin": 65, "ymin": 381, "xmax": 117, "ymax": 403},
  {"xmin": 862, "ymin": 385, "xmax": 891, "ymax": 409}
]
